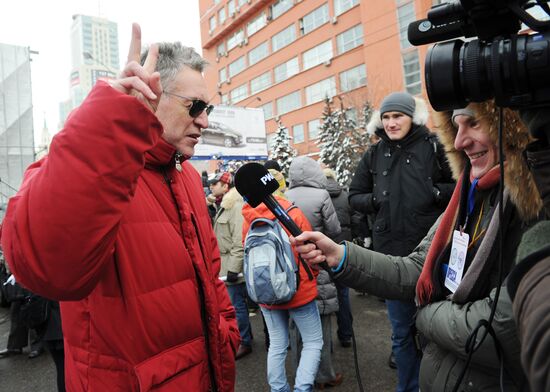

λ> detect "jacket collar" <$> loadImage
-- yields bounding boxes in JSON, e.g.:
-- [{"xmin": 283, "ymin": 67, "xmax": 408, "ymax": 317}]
[{"xmin": 145, "ymin": 137, "xmax": 178, "ymax": 169}]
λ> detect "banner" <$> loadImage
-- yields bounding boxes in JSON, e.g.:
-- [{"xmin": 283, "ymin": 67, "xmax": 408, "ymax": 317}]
[{"xmin": 192, "ymin": 105, "xmax": 268, "ymax": 160}]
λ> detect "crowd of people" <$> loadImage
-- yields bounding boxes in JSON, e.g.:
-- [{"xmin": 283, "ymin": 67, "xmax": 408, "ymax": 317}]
[{"xmin": 1, "ymin": 22, "xmax": 549, "ymax": 392}]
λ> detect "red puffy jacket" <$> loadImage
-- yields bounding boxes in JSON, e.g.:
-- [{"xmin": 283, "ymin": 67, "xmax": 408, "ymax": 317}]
[{"xmin": 1, "ymin": 82, "xmax": 240, "ymax": 391}]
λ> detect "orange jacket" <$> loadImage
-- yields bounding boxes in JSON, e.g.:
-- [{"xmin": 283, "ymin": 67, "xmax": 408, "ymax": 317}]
[{"xmin": 242, "ymin": 197, "xmax": 318, "ymax": 310}]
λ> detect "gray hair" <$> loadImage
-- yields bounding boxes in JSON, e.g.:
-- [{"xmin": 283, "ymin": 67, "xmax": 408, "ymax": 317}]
[{"xmin": 140, "ymin": 42, "xmax": 209, "ymax": 90}]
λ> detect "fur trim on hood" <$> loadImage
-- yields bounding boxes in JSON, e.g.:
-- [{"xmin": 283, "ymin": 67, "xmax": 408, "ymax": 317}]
[
  {"xmin": 366, "ymin": 96, "xmax": 430, "ymax": 136},
  {"xmin": 220, "ymin": 187, "xmax": 243, "ymax": 210},
  {"xmin": 433, "ymin": 101, "xmax": 542, "ymax": 221}
]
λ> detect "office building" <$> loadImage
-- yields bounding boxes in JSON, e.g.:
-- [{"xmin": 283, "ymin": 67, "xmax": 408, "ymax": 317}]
[
  {"xmin": 198, "ymin": 0, "xmax": 434, "ymax": 158},
  {"xmin": 60, "ymin": 14, "xmax": 120, "ymax": 124},
  {"xmin": 0, "ymin": 43, "xmax": 35, "ymax": 216}
]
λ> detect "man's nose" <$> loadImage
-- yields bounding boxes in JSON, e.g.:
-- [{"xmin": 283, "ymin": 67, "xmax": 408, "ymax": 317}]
[
  {"xmin": 194, "ymin": 111, "xmax": 209, "ymax": 128},
  {"xmin": 454, "ymin": 125, "xmax": 470, "ymax": 151}
]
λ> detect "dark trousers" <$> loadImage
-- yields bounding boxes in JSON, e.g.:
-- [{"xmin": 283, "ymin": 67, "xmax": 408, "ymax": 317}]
[
  {"xmin": 6, "ymin": 300, "xmax": 44, "ymax": 351},
  {"xmin": 335, "ymin": 281, "xmax": 352, "ymax": 342},
  {"xmin": 45, "ymin": 340, "xmax": 65, "ymax": 392}
]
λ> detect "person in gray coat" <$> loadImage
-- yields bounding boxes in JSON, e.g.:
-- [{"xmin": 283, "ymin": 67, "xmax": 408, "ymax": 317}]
[
  {"xmin": 292, "ymin": 101, "xmax": 543, "ymax": 391},
  {"xmin": 286, "ymin": 156, "xmax": 343, "ymax": 388}
]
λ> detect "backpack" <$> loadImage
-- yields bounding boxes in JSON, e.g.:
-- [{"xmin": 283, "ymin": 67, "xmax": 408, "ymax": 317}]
[{"xmin": 243, "ymin": 206, "xmax": 312, "ymax": 305}]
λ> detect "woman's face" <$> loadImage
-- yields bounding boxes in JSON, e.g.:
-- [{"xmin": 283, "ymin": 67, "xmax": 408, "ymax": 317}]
[{"xmin": 453, "ymin": 114, "xmax": 499, "ymax": 178}]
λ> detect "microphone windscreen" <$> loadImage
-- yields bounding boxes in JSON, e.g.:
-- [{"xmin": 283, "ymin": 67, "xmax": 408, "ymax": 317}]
[{"xmin": 235, "ymin": 163, "xmax": 280, "ymax": 207}]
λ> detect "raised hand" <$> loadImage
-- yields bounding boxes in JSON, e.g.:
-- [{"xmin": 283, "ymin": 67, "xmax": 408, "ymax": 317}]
[
  {"xmin": 290, "ymin": 231, "xmax": 345, "ymax": 269},
  {"xmin": 110, "ymin": 23, "xmax": 162, "ymax": 112}
]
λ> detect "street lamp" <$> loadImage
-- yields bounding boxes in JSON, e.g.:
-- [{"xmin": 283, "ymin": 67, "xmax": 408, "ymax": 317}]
[{"xmin": 82, "ymin": 51, "xmax": 116, "ymax": 74}]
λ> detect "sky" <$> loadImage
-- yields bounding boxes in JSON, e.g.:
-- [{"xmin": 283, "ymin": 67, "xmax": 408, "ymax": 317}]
[{"xmin": 1, "ymin": 0, "xmax": 203, "ymax": 146}]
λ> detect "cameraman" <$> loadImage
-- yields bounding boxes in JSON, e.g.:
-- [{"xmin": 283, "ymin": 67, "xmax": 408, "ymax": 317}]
[
  {"xmin": 292, "ymin": 101, "xmax": 543, "ymax": 391},
  {"xmin": 508, "ymin": 110, "xmax": 550, "ymax": 392}
]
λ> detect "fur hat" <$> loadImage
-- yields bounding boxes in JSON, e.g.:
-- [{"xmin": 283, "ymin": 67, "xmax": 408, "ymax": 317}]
[{"xmin": 434, "ymin": 101, "xmax": 542, "ymax": 221}]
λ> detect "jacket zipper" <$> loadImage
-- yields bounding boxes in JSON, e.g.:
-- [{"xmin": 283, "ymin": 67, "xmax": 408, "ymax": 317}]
[{"xmin": 162, "ymin": 169, "xmax": 218, "ymax": 392}]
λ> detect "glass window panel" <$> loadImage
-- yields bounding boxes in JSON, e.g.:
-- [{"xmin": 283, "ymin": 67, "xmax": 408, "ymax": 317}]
[
  {"xmin": 397, "ymin": 2, "xmax": 416, "ymax": 50},
  {"xmin": 339, "ymin": 64, "xmax": 366, "ymax": 92},
  {"xmin": 274, "ymin": 57, "xmax": 299, "ymax": 83},
  {"xmin": 228, "ymin": 56, "xmax": 246, "ymax": 78},
  {"xmin": 336, "ymin": 24, "xmax": 364, "ymax": 54},
  {"xmin": 272, "ymin": 25, "xmax": 296, "ymax": 52},
  {"xmin": 308, "ymin": 119, "xmax": 321, "ymax": 140},
  {"xmin": 271, "ymin": 0, "xmax": 293, "ymax": 19},
  {"xmin": 293, "ymin": 124, "xmax": 304, "ymax": 144},
  {"xmin": 250, "ymin": 71, "xmax": 272, "ymax": 95},
  {"xmin": 302, "ymin": 40, "xmax": 332, "ymax": 70},
  {"xmin": 276, "ymin": 91, "xmax": 301, "ymax": 115},
  {"xmin": 305, "ymin": 77, "xmax": 336, "ymax": 105},
  {"xmin": 247, "ymin": 12, "xmax": 267, "ymax": 36},
  {"xmin": 248, "ymin": 41, "xmax": 269, "ymax": 66},
  {"xmin": 262, "ymin": 102, "xmax": 273, "ymax": 119},
  {"xmin": 300, "ymin": 4, "xmax": 329, "ymax": 35},
  {"xmin": 334, "ymin": 0, "xmax": 359, "ymax": 16}
]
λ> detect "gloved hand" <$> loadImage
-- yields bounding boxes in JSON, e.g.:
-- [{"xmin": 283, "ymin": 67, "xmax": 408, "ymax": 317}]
[
  {"xmin": 226, "ymin": 271, "xmax": 239, "ymax": 283},
  {"xmin": 363, "ymin": 237, "xmax": 372, "ymax": 249},
  {"xmin": 206, "ymin": 194, "xmax": 216, "ymax": 205},
  {"xmin": 520, "ymin": 108, "xmax": 550, "ymax": 144}
]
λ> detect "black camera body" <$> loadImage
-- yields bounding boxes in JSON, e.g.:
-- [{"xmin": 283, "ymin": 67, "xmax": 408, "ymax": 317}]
[{"xmin": 409, "ymin": 0, "xmax": 550, "ymax": 111}]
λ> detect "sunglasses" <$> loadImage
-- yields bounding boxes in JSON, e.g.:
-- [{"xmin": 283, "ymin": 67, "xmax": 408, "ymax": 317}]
[{"xmin": 163, "ymin": 91, "xmax": 214, "ymax": 118}]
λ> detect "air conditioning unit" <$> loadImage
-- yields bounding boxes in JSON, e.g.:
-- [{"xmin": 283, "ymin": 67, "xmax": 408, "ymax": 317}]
[
  {"xmin": 217, "ymin": 81, "xmax": 223, "ymax": 88},
  {"xmin": 247, "ymin": 0, "xmax": 251, "ymax": 4},
  {"xmin": 229, "ymin": 11, "xmax": 235, "ymax": 18},
  {"xmin": 324, "ymin": 59, "xmax": 332, "ymax": 66},
  {"xmin": 236, "ymin": 6, "xmax": 240, "ymax": 13},
  {"xmin": 243, "ymin": 37, "xmax": 249, "ymax": 45},
  {"xmin": 227, "ymin": 78, "xmax": 231, "ymax": 84},
  {"xmin": 216, "ymin": 56, "xmax": 220, "ymax": 63},
  {"xmin": 238, "ymin": 41, "xmax": 244, "ymax": 47},
  {"xmin": 209, "ymin": 29, "xmax": 213, "ymax": 35},
  {"xmin": 331, "ymin": 16, "xmax": 338, "ymax": 24},
  {"xmin": 224, "ymin": 51, "xmax": 229, "ymax": 57}
]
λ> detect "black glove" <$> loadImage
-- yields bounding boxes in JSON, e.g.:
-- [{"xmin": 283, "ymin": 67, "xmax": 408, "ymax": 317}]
[
  {"xmin": 226, "ymin": 271, "xmax": 239, "ymax": 283},
  {"xmin": 520, "ymin": 108, "xmax": 550, "ymax": 145}
]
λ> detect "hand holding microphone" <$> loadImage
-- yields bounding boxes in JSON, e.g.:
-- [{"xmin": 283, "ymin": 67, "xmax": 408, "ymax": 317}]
[{"xmin": 234, "ymin": 163, "xmax": 339, "ymax": 275}]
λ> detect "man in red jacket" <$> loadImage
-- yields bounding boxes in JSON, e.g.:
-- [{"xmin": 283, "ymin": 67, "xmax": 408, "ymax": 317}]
[{"xmin": 0, "ymin": 24, "xmax": 240, "ymax": 391}]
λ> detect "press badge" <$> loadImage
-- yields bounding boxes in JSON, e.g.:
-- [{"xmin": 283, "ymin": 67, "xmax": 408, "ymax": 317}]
[{"xmin": 444, "ymin": 230, "xmax": 469, "ymax": 293}]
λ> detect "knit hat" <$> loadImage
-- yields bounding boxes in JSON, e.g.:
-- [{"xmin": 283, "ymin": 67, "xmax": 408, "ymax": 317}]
[
  {"xmin": 451, "ymin": 107, "xmax": 476, "ymax": 127},
  {"xmin": 379, "ymin": 92, "xmax": 416, "ymax": 118},
  {"xmin": 210, "ymin": 172, "xmax": 232, "ymax": 187},
  {"xmin": 264, "ymin": 159, "xmax": 282, "ymax": 172}
]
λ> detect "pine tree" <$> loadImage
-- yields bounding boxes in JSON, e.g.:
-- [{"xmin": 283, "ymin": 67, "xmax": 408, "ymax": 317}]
[
  {"xmin": 317, "ymin": 98, "xmax": 340, "ymax": 170},
  {"xmin": 269, "ymin": 119, "xmax": 296, "ymax": 176},
  {"xmin": 358, "ymin": 101, "xmax": 376, "ymax": 152}
]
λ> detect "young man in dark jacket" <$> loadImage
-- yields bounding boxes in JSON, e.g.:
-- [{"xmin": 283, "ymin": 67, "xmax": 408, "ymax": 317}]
[{"xmin": 348, "ymin": 92, "xmax": 454, "ymax": 392}]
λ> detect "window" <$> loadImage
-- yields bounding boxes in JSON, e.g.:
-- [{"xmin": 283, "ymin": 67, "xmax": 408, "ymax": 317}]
[
  {"xmin": 219, "ymin": 67, "xmax": 227, "ymax": 83},
  {"xmin": 274, "ymin": 57, "xmax": 299, "ymax": 83},
  {"xmin": 228, "ymin": 0, "xmax": 235, "ymax": 16},
  {"xmin": 336, "ymin": 24, "xmax": 363, "ymax": 54},
  {"xmin": 221, "ymin": 93, "xmax": 229, "ymax": 104},
  {"xmin": 230, "ymin": 84, "xmax": 248, "ymax": 103},
  {"xmin": 308, "ymin": 119, "xmax": 321, "ymax": 140},
  {"xmin": 334, "ymin": 0, "xmax": 359, "ymax": 16},
  {"xmin": 302, "ymin": 40, "xmax": 332, "ymax": 70},
  {"xmin": 250, "ymin": 72, "xmax": 271, "ymax": 95},
  {"xmin": 305, "ymin": 77, "xmax": 336, "ymax": 105},
  {"xmin": 228, "ymin": 56, "xmax": 246, "ymax": 78},
  {"xmin": 397, "ymin": 2, "xmax": 416, "ymax": 50},
  {"xmin": 271, "ymin": 0, "xmax": 292, "ymax": 20},
  {"xmin": 262, "ymin": 102, "xmax": 274, "ymax": 119},
  {"xmin": 402, "ymin": 49, "xmax": 422, "ymax": 95},
  {"xmin": 218, "ymin": 7, "xmax": 226, "ymax": 24},
  {"xmin": 209, "ymin": 16, "xmax": 217, "ymax": 31},
  {"xmin": 248, "ymin": 41, "xmax": 269, "ymax": 66},
  {"xmin": 272, "ymin": 25, "xmax": 296, "ymax": 52},
  {"xmin": 339, "ymin": 64, "xmax": 366, "ymax": 92},
  {"xmin": 277, "ymin": 91, "xmax": 301, "ymax": 115},
  {"xmin": 217, "ymin": 42, "xmax": 226, "ymax": 56},
  {"xmin": 300, "ymin": 4, "xmax": 329, "ymax": 35},
  {"xmin": 227, "ymin": 29, "xmax": 244, "ymax": 51},
  {"xmin": 247, "ymin": 12, "xmax": 267, "ymax": 37},
  {"xmin": 293, "ymin": 124, "xmax": 304, "ymax": 144},
  {"xmin": 238, "ymin": 0, "xmax": 247, "ymax": 6}
]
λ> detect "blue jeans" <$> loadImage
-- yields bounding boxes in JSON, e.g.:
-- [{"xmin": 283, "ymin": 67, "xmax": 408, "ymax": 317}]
[
  {"xmin": 335, "ymin": 282, "xmax": 352, "ymax": 342},
  {"xmin": 261, "ymin": 301, "xmax": 323, "ymax": 392},
  {"xmin": 386, "ymin": 300, "xmax": 420, "ymax": 392},
  {"xmin": 226, "ymin": 283, "xmax": 252, "ymax": 347}
]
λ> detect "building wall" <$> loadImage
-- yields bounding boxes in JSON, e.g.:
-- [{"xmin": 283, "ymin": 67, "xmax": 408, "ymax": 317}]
[
  {"xmin": 198, "ymin": 0, "xmax": 436, "ymax": 162},
  {"xmin": 0, "ymin": 43, "xmax": 35, "ymax": 215}
]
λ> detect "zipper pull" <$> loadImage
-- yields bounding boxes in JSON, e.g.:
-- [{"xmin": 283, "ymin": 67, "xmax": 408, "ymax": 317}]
[{"xmin": 174, "ymin": 153, "xmax": 182, "ymax": 172}]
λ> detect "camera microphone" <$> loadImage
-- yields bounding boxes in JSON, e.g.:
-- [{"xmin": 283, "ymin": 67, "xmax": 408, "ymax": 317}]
[
  {"xmin": 407, "ymin": 18, "xmax": 470, "ymax": 46},
  {"xmin": 235, "ymin": 162, "xmax": 333, "ymax": 274}
]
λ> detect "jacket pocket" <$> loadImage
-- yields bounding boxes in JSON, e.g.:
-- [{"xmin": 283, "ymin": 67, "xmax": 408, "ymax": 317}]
[{"xmin": 134, "ymin": 337, "xmax": 210, "ymax": 391}]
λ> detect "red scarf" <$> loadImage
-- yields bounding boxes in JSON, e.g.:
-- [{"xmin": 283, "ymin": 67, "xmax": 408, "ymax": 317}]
[{"xmin": 415, "ymin": 165, "xmax": 501, "ymax": 305}]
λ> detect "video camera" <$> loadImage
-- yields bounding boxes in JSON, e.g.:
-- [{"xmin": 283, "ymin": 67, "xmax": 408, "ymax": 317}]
[{"xmin": 408, "ymin": 0, "xmax": 550, "ymax": 111}]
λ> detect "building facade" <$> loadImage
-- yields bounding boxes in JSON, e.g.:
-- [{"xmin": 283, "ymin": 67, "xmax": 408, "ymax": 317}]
[
  {"xmin": 198, "ymin": 0, "xmax": 436, "ymax": 159},
  {"xmin": 59, "ymin": 14, "xmax": 120, "ymax": 125},
  {"xmin": 0, "ymin": 43, "xmax": 35, "ymax": 216}
]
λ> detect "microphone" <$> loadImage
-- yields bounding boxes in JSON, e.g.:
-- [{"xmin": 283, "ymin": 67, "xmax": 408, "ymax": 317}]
[{"xmin": 235, "ymin": 162, "xmax": 333, "ymax": 275}]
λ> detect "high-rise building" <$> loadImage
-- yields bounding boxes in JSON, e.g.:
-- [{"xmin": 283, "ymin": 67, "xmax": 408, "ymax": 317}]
[
  {"xmin": 0, "ymin": 43, "xmax": 35, "ymax": 216},
  {"xmin": 198, "ymin": 0, "xmax": 433, "ymax": 157},
  {"xmin": 60, "ymin": 14, "xmax": 120, "ymax": 125}
]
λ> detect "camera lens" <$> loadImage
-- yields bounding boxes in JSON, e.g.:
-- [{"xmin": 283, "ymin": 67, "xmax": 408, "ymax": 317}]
[{"xmin": 426, "ymin": 32, "xmax": 550, "ymax": 110}]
